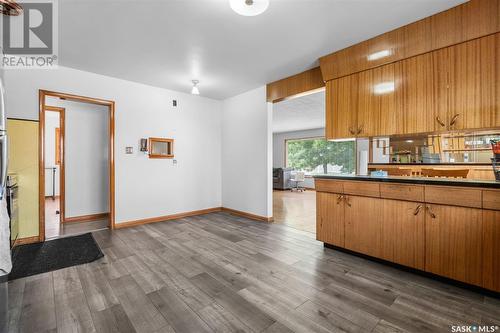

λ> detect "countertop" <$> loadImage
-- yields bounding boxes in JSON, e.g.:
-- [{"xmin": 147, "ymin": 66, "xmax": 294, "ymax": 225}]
[{"xmin": 312, "ymin": 174, "xmax": 500, "ymax": 189}]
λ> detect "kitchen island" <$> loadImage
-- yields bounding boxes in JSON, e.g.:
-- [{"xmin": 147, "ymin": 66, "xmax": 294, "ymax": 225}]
[{"xmin": 313, "ymin": 174, "xmax": 500, "ymax": 293}]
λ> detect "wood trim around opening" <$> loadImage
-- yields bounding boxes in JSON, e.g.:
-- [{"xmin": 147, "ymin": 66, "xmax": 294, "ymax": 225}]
[
  {"xmin": 221, "ymin": 207, "xmax": 274, "ymax": 222},
  {"xmin": 266, "ymin": 67, "xmax": 325, "ymax": 103},
  {"xmin": 39, "ymin": 90, "xmax": 116, "ymax": 242},
  {"xmin": 115, "ymin": 207, "xmax": 223, "ymax": 229},
  {"xmin": 14, "ymin": 236, "xmax": 41, "ymax": 246},
  {"xmin": 64, "ymin": 213, "xmax": 110, "ymax": 224}
]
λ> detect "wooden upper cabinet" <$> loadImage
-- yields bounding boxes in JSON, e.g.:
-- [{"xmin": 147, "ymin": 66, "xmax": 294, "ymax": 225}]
[
  {"xmin": 448, "ymin": 33, "xmax": 500, "ymax": 130},
  {"xmin": 401, "ymin": 48, "xmax": 449, "ymax": 134},
  {"xmin": 425, "ymin": 204, "xmax": 483, "ymax": 286},
  {"xmin": 380, "ymin": 199, "xmax": 425, "ymax": 270},
  {"xmin": 327, "ymin": 76, "xmax": 358, "ymax": 140},
  {"xmin": 320, "ymin": 0, "xmax": 500, "ymax": 81},
  {"xmin": 316, "ymin": 192, "xmax": 345, "ymax": 247}
]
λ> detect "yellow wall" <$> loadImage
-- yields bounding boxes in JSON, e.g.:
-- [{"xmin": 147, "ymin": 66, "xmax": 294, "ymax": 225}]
[{"xmin": 7, "ymin": 119, "xmax": 39, "ymax": 239}]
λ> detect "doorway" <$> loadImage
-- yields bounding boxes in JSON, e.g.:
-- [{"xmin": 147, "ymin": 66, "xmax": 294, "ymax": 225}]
[{"xmin": 39, "ymin": 90, "xmax": 115, "ymax": 241}]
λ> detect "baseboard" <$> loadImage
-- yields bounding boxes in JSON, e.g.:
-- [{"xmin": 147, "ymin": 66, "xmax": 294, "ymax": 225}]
[
  {"xmin": 115, "ymin": 207, "xmax": 223, "ymax": 229},
  {"xmin": 14, "ymin": 236, "xmax": 40, "ymax": 246},
  {"xmin": 64, "ymin": 213, "xmax": 109, "ymax": 224},
  {"xmin": 221, "ymin": 207, "xmax": 273, "ymax": 222}
]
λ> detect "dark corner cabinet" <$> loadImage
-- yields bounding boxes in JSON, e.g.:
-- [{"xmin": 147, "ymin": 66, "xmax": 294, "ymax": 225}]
[{"xmin": 315, "ymin": 177, "xmax": 500, "ymax": 293}]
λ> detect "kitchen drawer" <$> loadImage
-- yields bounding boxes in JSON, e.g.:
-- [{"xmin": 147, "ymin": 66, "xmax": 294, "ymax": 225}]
[
  {"xmin": 315, "ymin": 179, "xmax": 343, "ymax": 193},
  {"xmin": 380, "ymin": 183, "xmax": 424, "ymax": 202},
  {"xmin": 343, "ymin": 181, "xmax": 380, "ymax": 198},
  {"xmin": 483, "ymin": 190, "xmax": 500, "ymax": 211},
  {"xmin": 424, "ymin": 186, "xmax": 482, "ymax": 209}
]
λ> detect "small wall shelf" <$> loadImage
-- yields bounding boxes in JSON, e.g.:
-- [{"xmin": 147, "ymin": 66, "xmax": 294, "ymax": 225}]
[{"xmin": 148, "ymin": 137, "xmax": 174, "ymax": 159}]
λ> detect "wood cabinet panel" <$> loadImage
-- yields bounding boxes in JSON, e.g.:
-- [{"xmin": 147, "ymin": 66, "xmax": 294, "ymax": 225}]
[
  {"xmin": 448, "ymin": 33, "xmax": 500, "ymax": 130},
  {"xmin": 266, "ymin": 67, "xmax": 324, "ymax": 103},
  {"xmin": 316, "ymin": 192, "xmax": 344, "ymax": 247},
  {"xmin": 380, "ymin": 199, "xmax": 425, "ymax": 270},
  {"xmin": 328, "ymin": 75, "xmax": 358, "ymax": 139},
  {"xmin": 425, "ymin": 204, "xmax": 483, "ymax": 286},
  {"xmin": 401, "ymin": 50, "xmax": 448, "ymax": 134},
  {"xmin": 343, "ymin": 181, "xmax": 380, "ymax": 198},
  {"xmin": 315, "ymin": 179, "xmax": 344, "ymax": 194},
  {"xmin": 482, "ymin": 209, "xmax": 500, "ymax": 292},
  {"xmin": 380, "ymin": 183, "xmax": 424, "ymax": 202},
  {"xmin": 424, "ymin": 186, "xmax": 482, "ymax": 209},
  {"xmin": 319, "ymin": 0, "xmax": 500, "ymax": 82},
  {"xmin": 344, "ymin": 196, "xmax": 382, "ymax": 258},
  {"xmin": 483, "ymin": 190, "xmax": 500, "ymax": 210}
]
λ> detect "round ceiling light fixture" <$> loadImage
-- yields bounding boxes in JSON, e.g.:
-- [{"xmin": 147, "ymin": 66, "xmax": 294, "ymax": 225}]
[{"xmin": 230, "ymin": 0, "xmax": 269, "ymax": 16}]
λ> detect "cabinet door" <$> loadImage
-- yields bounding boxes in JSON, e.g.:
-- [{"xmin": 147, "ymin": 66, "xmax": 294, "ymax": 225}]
[
  {"xmin": 401, "ymin": 49, "xmax": 449, "ymax": 134},
  {"xmin": 356, "ymin": 69, "xmax": 379, "ymax": 137},
  {"xmin": 425, "ymin": 204, "xmax": 483, "ymax": 286},
  {"xmin": 316, "ymin": 192, "xmax": 344, "ymax": 247},
  {"xmin": 448, "ymin": 33, "xmax": 500, "ymax": 130},
  {"xmin": 377, "ymin": 63, "xmax": 404, "ymax": 136},
  {"xmin": 344, "ymin": 195, "xmax": 382, "ymax": 258},
  {"xmin": 482, "ymin": 210, "xmax": 500, "ymax": 292},
  {"xmin": 327, "ymin": 76, "xmax": 358, "ymax": 140},
  {"xmin": 380, "ymin": 199, "xmax": 425, "ymax": 270}
]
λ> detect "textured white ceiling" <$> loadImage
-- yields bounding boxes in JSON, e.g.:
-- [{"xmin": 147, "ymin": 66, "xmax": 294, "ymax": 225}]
[
  {"xmin": 58, "ymin": 0, "xmax": 466, "ymax": 99},
  {"xmin": 273, "ymin": 91, "xmax": 325, "ymax": 133}
]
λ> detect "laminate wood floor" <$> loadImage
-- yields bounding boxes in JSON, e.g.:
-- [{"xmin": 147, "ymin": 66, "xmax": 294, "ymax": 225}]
[{"xmin": 8, "ymin": 212, "xmax": 500, "ymax": 333}]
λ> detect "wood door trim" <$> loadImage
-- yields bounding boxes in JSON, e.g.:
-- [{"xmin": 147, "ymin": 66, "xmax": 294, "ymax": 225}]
[
  {"xmin": 39, "ymin": 90, "xmax": 116, "ymax": 242},
  {"xmin": 64, "ymin": 212, "xmax": 110, "ymax": 223}
]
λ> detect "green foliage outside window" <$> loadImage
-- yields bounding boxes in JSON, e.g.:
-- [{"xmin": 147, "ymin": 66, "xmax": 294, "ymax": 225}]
[{"xmin": 286, "ymin": 138, "xmax": 355, "ymax": 174}]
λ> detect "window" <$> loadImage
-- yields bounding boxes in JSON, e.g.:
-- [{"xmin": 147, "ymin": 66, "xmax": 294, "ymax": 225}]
[{"xmin": 286, "ymin": 137, "xmax": 355, "ymax": 174}]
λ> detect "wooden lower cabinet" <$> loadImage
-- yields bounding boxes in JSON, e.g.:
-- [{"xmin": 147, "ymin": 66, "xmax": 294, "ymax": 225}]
[
  {"xmin": 425, "ymin": 204, "xmax": 483, "ymax": 286},
  {"xmin": 482, "ymin": 210, "xmax": 500, "ymax": 292},
  {"xmin": 344, "ymin": 195, "xmax": 382, "ymax": 258},
  {"xmin": 316, "ymin": 192, "xmax": 344, "ymax": 247},
  {"xmin": 380, "ymin": 199, "xmax": 425, "ymax": 270}
]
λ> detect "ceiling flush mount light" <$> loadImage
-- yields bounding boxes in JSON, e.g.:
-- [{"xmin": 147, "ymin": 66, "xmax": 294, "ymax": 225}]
[
  {"xmin": 191, "ymin": 80, "xmax": 200, "ymax": 95},
  {"xmin": 367, "ymin": 49, "xmax": 391, "ymax": 61},
  {"xmin": 230, "ymin": 0, "xmax": 269, "ymax": 16}
]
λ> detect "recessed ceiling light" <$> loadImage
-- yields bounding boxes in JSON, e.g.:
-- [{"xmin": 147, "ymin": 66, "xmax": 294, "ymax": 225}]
[
  {"xmin": 367, "ymin": 49, "xmax": 391, "ymax": 61},
  {"xmin": 230, "ymin": 0, "xmax": 269, "ymax": 16},
  {"xmin": 191, "ymin": 80, "xmax": 200, "ymax": 95}
]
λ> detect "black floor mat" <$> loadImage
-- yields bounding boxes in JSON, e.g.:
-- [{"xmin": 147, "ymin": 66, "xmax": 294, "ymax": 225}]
[{"xmin": 8, "ymin": 233, "xmax": 104, "ymax": 281}]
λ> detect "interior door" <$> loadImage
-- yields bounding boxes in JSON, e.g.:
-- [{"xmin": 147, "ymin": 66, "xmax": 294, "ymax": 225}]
[
  {"xmin": 316, "ymin": 192, "xmax": 344, "ymax": 247},
  {"xmin": 380, "ymin": 199, "xmax": 425, "ymax": 270},
  {"xmin": 425, "ymin": 204, "xmax": 483, "ymax": 286},
  {"xmin": 344, "ymin": 195, "xmax": 382, "ymax": 258}
]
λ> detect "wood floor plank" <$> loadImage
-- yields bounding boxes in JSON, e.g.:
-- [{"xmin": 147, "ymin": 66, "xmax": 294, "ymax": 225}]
[
  {"xmin": 77, "ymin": 264, "xmax": 119, "ymax": 312},
  {"xmin": 91, "ymin": 304, "xmax": 137, "ymax": 333},
  {"xmin": 197, "ymin": 303, "xmax": 254, "ymax": 333},
  {"xmin": 19, "ymin": 272, "xmax": 57, "ymax": 333},
  {"xmin": 147, "ymin": 286, "xmax": 213, "ymax": 333},
  {"xmin": 7, "ymin": 278, "xmax": 26, "ymax": 333}
]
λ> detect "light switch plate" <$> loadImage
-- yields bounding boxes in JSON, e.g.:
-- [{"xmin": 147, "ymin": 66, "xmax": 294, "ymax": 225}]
[{"xmin": 125, "ymin": 147, "xmax": 133, "ymax": 154}]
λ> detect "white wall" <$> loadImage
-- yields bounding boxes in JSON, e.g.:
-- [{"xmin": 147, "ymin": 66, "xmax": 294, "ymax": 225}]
[
  {"xmin": 44, "ymin": 111, "xmax": 60, "ymax": 196},
  {"xmin": 221, "ymin": 86, "xmax": 272, "ymax": 218},
  {"xmin": 272, "ymin": 128, "xmax": 324, "ymax": 189},
  {"xmin": 4, "ymin": 66, "xmax": 222, "ymax": 224},
  {"xmin": 46, "ymin": 98, "xmax": 109, "ymax": 218}
]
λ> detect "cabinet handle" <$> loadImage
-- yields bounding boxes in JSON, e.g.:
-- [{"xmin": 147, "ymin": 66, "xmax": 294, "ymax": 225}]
[
  {"xmin": 413, "ymin": 204, "xmax": 422, "ymax": 216},
  {"xmin": 348, "ymin": 127, "xmax": 355, "ymax": 135},
  {"xmin": 336, "ymin": 194, "xmax": 344, "ymax": 204},
  {"xmin": 357, "ymin": 125, "xmax": 364, "ymax": 135},
  {"xmin": 344, "ymin": 196, "xmax": 351, "ymax": 207},
  {"xmin": 449, "ymin": 113, "xmax": 460, "ymax": 127},
  {"xmin": 436, "ymin": 116, "xmax": 446, "ymax": 127},
  {"xmin": 426, "ymin": 205, "xmax": 436, "ymax": 219}
]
